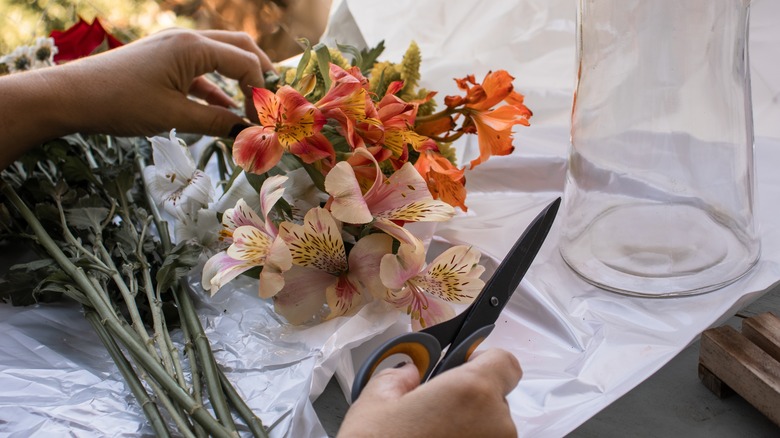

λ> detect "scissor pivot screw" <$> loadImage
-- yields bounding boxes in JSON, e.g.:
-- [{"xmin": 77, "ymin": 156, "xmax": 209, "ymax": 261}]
[{"xmin": 490, "ymin": 296, "xmax": 500, "ymax": 307}]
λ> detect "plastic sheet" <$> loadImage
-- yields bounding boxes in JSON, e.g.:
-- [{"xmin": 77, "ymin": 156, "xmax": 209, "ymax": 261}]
[
  {"xmin": 324, "ymin": 0, "xmax": 780, "ymax": 436},
  {"xmin": 2, "ymin": 0, "xmax": 780, "ymax": 436},
  {"xmin": 0, "ymin": 268, "xmax": 401, "ymax": 436}
]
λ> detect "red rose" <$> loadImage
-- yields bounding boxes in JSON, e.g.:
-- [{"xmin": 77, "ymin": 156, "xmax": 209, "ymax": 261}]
[{"xmin": 50, "ymin": 17, "xmax": 123, "ymax": 63}]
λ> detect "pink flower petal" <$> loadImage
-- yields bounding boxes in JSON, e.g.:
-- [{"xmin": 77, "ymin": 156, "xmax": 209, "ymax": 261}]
[
  {"xmin": 325, "ymin": 161, "xmax": 373, "ymax": 224},
  {"xmin": 227, "ymin": 225, "xmax": 274, "ymax": 261},
  {"xmin": 325, "ymin": 274, "xmax": 363, "ymax": 319},
  {"xmin": 272, "ymin": 265, "xmax": 332, "ymax": 324},
  {"xmin": 420, "ymin": 245, "xmax": 485, "ymax": 303},
  {"xmin": 380, "ymin": 240, "xmax": 426, "ymax": 290},
  {"xmin": 201, "ymin": 252, "xmax": 255, "ymax": 296},
  {"xmin": 348, "ymin": 233, "xmax": 394, "ymax": 299}
]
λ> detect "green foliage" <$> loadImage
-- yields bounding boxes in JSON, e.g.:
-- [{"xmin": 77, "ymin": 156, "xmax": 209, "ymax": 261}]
[
  {"xmin": 0, "ymin": 133, "xmax": 172, "ymax": 313},
  {"xmin": 156, "ymin": 241, "xmax": 202, "ymax": 294}
]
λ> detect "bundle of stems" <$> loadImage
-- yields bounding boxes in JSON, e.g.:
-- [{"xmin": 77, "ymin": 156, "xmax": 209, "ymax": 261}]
[{"xmin": 0, "ymin": 134, "xmax": 267, "ymax": 437}]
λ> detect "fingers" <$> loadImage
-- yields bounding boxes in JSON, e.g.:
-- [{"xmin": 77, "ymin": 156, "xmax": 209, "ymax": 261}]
[
  {"xmin": 354, "ymin": 362, "xmax": 422, "ymax": 403},
  {"xmin": 192, "ymin": 31, "xmax": 271, "ymax": 124},
  {"xmin": 199, "ymin": 30, "xmax": 275, "ymax": 74},
  {"xmin": 189, "ymin": 76, "xmax": 238, "ymax": 108},
  {"xmin": 171, "ymin": 96, "xmax": 247, "ymax": 137},
  {"xmin": 463, "ymin": 348, "xmax": 523, "ymax": 396}
]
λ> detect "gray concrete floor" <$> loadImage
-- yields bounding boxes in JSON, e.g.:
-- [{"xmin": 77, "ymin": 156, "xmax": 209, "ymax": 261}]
[{"xmin": 314, "ymin": 287, "xmax": 780, "ymax": 437}]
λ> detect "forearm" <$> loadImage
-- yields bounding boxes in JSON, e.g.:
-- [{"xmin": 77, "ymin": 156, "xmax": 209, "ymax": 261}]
[
  {"xmin": 0, "ymin": 66, "xmax": 85, "ymax": 169},
  {"xmin": 0, "ymin": 29, "xmax": 272, "ymax": 171}
]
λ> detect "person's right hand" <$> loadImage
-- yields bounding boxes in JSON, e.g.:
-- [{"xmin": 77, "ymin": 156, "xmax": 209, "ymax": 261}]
[{"xmin": 338, "ymin": 348, "xmax": 522, "ymax": 437}]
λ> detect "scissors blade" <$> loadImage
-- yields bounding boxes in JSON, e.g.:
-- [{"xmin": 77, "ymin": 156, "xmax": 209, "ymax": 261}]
[{"xmin": 445, "ymin": 197, "xmax": 560, "ymax": 351}]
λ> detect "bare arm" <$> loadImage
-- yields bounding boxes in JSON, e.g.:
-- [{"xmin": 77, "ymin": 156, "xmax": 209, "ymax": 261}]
[{"xmin": 0, "ymin": 29, "xmax": 273, "ymax": 169}]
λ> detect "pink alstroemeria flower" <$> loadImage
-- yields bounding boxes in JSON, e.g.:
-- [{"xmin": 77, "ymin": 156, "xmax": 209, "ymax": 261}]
[
  {"xmin": 324, "ymin": 147, "xmax": 454, "ymax": 244},
  {"xmin": 233, "ymin": 86, "xmax": 335, "ymax": 175},
  {"xmin": 274, "ymin": 208, "xmax": 391, "ymax": 324},
  {"xmin": 202, "ymin": 176, "xmax": 292, "ymax": 298},
  {"xmin": 380, "ymin": 240, "xmax": 485, "ymax": 330}
]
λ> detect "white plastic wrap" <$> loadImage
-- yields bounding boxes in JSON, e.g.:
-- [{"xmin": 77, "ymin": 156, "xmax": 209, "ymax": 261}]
[
  {"xmin": 325, "ymin": 0, "xmax": 780, "ymax": 436},
  {"xmin": 2, "ymin": 0, "xmax": 780, "ymax": 436}
]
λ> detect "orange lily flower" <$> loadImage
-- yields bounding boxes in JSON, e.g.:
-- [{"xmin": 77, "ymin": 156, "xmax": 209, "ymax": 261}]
[
  {"xmin": 446, "ymin": 70, "xmax": 533, "ymax": 169},
  {"xmin": 233, "ymin": 86, "xmax": 335, "ymax": 175},
  {"xmin": 414, "ymin": 147, "xmax": 468, "ymax": 211},
  {"xmin": 376, "ymin": 81, "xmax": 436, "ymax": 168},
  {"xmin": 316, "ymin": 64, "xmax": 383, "ymax": 149}
]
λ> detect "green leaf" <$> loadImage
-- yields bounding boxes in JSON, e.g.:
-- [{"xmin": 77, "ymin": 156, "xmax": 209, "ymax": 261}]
[
  {"xmin": 111, "ymin": 221, "xmax": 139, "ymax": 256},
  {"xmin": 244, "ymin": 172, "xmax": 269, "ymax": 193},
  {"xmin": 295, "ymin": 156, "xmax": 327, "ymax": 193},
  {"xmin": 156, "ymin": 241, "xmax": 203, "ymax": 293},
  {"xmin": 337, "ymin": 42, "xmax": 363, "ymax": 68},
  {"xmin": 0, "ymin": 259, "xmax": 64, "ymax": 306},
  {"xmin": 291, "ymin": 38, "xmax": 313, "ymax": 88},
  {"xmin": 66, "ymin": 207, "xmax": 110, "ymax": 231},
  {"xmin": 313, "ymin": 42, "xmax": 333, "ymax": 91},
  {"xmin": 359, "ymin": 40, "xmax": 386, "ymax": 72}
]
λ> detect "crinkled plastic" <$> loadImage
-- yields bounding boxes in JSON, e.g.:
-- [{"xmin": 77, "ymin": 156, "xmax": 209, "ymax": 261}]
[
  {"xmin": 0, "ymin": 268, "xmax": 400, "ymax": 437},
  {"xmin": 326, "ymin": 0, "xmax": 780, "ymax": 437},
  {"xmin": 2, "ymin": 0, "xmax": 780, "ymax": 436}
]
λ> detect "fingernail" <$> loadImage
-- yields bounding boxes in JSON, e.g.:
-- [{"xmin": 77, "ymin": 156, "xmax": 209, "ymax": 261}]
[
  {"xmin": 229, "ymin": 123, "xmax": 250, "ymax": 138},
  {"xmin": 393, "ymin": 361, "xmax": 408, "ymax": 369}
]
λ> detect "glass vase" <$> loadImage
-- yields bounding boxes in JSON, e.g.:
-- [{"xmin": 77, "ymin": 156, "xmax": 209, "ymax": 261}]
[{"xmin": 559, "ymin": 0, "xmax": 760, "ymax": 297}]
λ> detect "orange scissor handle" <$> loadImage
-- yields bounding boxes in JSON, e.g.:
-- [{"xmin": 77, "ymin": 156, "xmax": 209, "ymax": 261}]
[
  {"xmin": 351, "ymin": 332, "xmax": 441, "ymax": 402},
  {"xmin": 432, "ymin": 324, "xmax": 494, "ymax": 377}
]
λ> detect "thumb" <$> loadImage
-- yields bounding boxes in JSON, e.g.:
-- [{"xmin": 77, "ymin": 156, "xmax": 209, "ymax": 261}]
[
  {"xmin": 354, "ymin": 362, "xmax": 421, "ymax": 403},
  {"xmin": 173, "ymin": 97, "xmax": 248, "ymax": 137}
]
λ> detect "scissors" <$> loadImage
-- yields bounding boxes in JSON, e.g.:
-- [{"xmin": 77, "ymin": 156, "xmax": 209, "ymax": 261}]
[{"xmin": 351, "ymin": 197, "xmax": 560, "ymax": 402}]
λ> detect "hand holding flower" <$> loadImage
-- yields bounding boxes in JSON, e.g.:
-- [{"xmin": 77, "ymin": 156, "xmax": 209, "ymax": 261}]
[{"xmin": 0, "ymin": 29, "xmax": 273, "ymax": 169}]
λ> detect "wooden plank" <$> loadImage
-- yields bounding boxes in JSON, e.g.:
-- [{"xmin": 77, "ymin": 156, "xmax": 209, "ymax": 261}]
[
  {"xmin": 742, "ymin": 312, "xmax": 780, "ymax": 363},
  {"xmin": 697, "ymin": 363, "xmax": 732, "ymax": 399},
  {"xmin": 699, "ymin": 325, "xmax": 780, "ymax": 426}
]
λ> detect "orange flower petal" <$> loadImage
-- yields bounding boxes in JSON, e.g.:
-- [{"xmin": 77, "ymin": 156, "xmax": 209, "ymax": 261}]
[{"xmin": 233, "ymin": 126, "xmax": 284, "ymax": 174}]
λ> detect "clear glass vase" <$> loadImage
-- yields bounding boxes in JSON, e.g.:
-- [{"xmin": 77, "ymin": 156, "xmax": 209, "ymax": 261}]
[{"xmin": 559, "ymin": 0, "xmax": 760, "ymax": 297}]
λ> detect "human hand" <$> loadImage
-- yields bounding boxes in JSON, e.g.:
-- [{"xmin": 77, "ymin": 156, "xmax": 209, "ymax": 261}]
[
  {"xmin": 338, "ymin": 348, "xmax": 522, "ymax": 438},
  {"xmin": 53, "ymin": 28, "xmax": 273, "ymax": 138}
]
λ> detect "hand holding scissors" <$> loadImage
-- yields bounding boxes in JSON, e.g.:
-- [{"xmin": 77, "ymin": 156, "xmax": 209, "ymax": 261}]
[{"xmin": 351, "ymin": 197, "xmax": 560, "ymax": 402}]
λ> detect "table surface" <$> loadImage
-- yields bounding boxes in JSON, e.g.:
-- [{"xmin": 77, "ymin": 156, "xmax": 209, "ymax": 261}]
[
  {"xmin": 319, "ymin": 2, "xmax": 780, "ymax": 436},
  {"xmin": 1, "ymin": 2, "xmax": 779, "ymax": 437}
]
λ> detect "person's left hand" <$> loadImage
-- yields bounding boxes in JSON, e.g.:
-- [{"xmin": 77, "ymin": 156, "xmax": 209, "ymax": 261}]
[{"xmin": 53, "ymin": 29, "xmax": 273, "ymax": 138}]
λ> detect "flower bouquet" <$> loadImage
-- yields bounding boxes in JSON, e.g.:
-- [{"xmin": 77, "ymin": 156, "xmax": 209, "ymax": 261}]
[
  {"xmin": 178, "ymin": 40, "xmax": 533, "ymax": 329},
  {"xmin": 0, "ymin": 23, "xmax": 532, "ymax": 436}
]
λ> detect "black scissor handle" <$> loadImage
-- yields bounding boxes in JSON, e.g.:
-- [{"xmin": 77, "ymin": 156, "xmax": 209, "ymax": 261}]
[{"xmin": 351, "ymin": 332, "xmax": 442, "ymax": 402}]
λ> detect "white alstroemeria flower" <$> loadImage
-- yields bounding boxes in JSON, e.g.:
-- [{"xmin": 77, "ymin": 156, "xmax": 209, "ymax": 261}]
[
  {"xmin": 143, "ymin": 130, "xmax": 214, "ymax": 219},
  {"xmin": 212, "ymin": 171, "xmax": 260, "ymax": 214},
  {"xmin": 284, "ymin": 167, "xmax": 329, "ymax": 221},
  {"xmin": 174, "ymin": 208, "xmax": 221, "ymax": 249}
]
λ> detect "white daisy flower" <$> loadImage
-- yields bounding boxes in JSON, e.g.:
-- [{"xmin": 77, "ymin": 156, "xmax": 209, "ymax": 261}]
[
  {"xmin": 7, "ymin": 46, "xmax": 33, "ymax": 73},
  {"xmin": 32, "ymin": 37, "xmax": 58, "ymax": 67}
]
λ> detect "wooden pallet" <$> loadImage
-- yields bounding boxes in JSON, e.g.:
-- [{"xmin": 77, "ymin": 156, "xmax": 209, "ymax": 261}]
[{"xmin": 698, "ymin": 312, "xmax": 780, "ymax": 426}]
